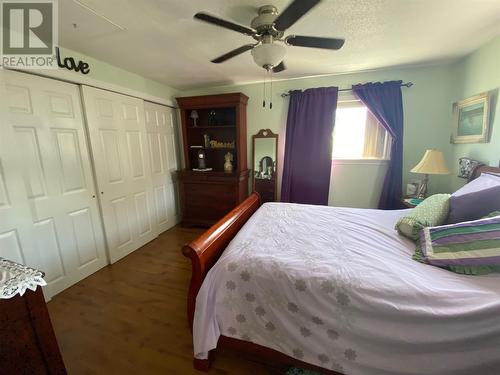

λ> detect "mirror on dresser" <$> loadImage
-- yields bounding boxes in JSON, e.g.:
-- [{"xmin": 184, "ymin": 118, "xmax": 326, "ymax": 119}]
[{"xmin": 252, "ymin": 129, "xmax": 278, "ymax": 203}]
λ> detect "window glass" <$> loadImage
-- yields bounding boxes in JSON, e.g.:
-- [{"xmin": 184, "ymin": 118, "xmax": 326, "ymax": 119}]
[{"xmin": 332, "ymin": 100, "xmax": 391, "ymax": 160}]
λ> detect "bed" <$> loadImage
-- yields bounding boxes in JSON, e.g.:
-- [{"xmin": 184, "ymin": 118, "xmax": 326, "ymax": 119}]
[{"xmin": 182, "ymin": 165, "xmax": 500, "ymax": 375}]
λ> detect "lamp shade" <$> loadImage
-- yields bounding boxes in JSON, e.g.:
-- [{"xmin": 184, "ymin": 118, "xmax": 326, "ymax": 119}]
[
  {"xmin": 411, "ymin": 149, "xmax": 450, "ymax": 175},
  {"xmin": 251, "ymin": 44, "xmax": 285, "ymax": 69}
]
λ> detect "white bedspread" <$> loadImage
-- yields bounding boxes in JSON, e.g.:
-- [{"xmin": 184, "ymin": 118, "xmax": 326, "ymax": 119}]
[{"xmin": 193, "ymin": 203, "xmax": 500, "ymax": 375}]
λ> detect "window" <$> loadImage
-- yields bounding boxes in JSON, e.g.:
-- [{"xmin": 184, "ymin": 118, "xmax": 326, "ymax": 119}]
[{"xmin": 332, "ymin": 100, "xmax": 392, "ymax": 160}]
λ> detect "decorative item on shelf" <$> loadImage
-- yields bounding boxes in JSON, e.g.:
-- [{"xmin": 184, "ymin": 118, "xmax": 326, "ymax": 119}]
[
  {"xmin": 266, "ymin": 165, "xmax": 273, "ymax": 178},
  {"xmin": 197, "ymin": 149, "xmax": 207, "ymax": 169},
  {"xmin": 258, "ymin": 156, "xmax": 274, "ymax": 179},
  {"xmin": 192, "ymin": 167, "xmax": 213, "ymax": 172},
  {"xmin": 451, "ymin": 92, "xmax": 490, "ymax": 144},
  {"xmin": 190, "ymin": 110, "xmax": 199, "ymax": 127},
  {"xmin": 203, "ymin": 133, "xmax": 210, "ymax": 148},
  {"xmin": 406, "ymin": 179, "xmax": 422, "ymax": 198},
  {"xmin": 224, "ymin": 152, "xmax": 233, "ymax": 173},
  {"xmin": 408, "ymin": 198, "xmax": 424, "ymax": 205},
  {"xmin": 208, "ymin": 110, "xmax": 216, "ymax": 126},
  {"xmin": 411, "ymin": 149, "xmax": 450, "ymax": 199},
  {"xmin": 209, "ymin": 140, "xmax": 235, "ymax": 149},
  {"xmin": 402, "ymin": 197, "xmax": 424, "ymax": 208},
  {"xmin": 458, "ymin": 157, "xmax": 484, "ymax": 179}
]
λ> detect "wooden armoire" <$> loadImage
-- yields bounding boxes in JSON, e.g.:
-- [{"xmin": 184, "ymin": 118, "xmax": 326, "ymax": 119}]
[{"xmin": 176, "ymin": 93, "xmax": 249, "ymax": 227}]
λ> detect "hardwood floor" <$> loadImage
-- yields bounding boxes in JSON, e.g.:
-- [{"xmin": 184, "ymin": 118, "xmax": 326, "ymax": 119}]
[{"xmin": 47, "ymin": 226, "xmax": 283, "ymax": 375}]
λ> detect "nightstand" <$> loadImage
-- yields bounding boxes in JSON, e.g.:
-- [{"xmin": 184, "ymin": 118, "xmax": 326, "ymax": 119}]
[{"xmin": 400, "ymin": 197, "xmax": 424, "ymax": 208}]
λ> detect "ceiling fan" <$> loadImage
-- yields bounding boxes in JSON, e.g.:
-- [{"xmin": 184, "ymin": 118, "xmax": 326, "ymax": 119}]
[{"xmin": 194, "ymin": 0, "xmax": 345, "ymax": 73}]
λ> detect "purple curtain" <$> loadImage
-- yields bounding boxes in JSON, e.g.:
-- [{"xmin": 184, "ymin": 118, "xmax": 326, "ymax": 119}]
[
  {"xmin": 281, "ymin": 87, "xmax": 339, "ymax": 205},
  {"xmin": 352, "ymin": 81, "xmax": 404, "ymax": 209}
]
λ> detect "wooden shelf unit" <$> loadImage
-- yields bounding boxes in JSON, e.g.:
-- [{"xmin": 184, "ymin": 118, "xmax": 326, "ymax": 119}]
[{"xmin": 176, "ymin": 93, "xmax": 249, "ymax": 227}]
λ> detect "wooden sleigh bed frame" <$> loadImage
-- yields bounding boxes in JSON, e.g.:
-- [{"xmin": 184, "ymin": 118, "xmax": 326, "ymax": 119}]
[{"xmin": 182, "ymin": 165, "xmax": 500, "ymax": 373}]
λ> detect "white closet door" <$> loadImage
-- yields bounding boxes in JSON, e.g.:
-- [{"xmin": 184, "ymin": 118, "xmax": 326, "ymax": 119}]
[
  {"xmin": 0, "ymin": 70, "xmax": 108, "ymax": 298},
  {"xmin": 82, "ymin": 86, "xmax": 158, "ymax": 263},
  {"xmin": 144, "ymin": 101, "xmax": 178, "ymax": 233}
]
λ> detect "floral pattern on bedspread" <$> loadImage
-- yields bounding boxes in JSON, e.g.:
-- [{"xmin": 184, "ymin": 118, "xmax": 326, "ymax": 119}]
[
  {"xmin": 193, "ymin": 203, "xmax": 500, "ymax": 375},
  {"xmin": 195, "ymin": 203, "xmax": 363, "ymax": 373}
]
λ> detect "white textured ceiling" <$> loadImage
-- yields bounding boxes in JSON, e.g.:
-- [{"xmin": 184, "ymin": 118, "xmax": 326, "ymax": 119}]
[{"xmin": 59, "ymin": 0, "xmax": 500, "ymax": 90}]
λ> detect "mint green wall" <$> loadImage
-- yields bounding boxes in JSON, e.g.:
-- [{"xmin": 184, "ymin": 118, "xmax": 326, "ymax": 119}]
[
  {"xmin": 329, "ymin": 161, "xmax": 388, "ymax": 208},
  {"xmin": 182, "ymin": 63, "xmax": 456, "ymax": 195},
  {"xmin": 58, "ymin": 47, "xmax": 178, "ymax": 101},
  {"xmin": 449, "ymin": 36, "xmax": 500, "ymax": 191}
]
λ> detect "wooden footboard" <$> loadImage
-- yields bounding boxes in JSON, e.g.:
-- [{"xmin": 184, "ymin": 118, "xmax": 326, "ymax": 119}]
[{"xmin": 182, "ymin": 192, "xmax": 261, "ymax": 330}]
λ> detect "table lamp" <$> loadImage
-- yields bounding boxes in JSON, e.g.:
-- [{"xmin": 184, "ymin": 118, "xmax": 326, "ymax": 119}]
[{"xmin": 411, "ymin": 149, "xmax": 450, "ymax": 199}]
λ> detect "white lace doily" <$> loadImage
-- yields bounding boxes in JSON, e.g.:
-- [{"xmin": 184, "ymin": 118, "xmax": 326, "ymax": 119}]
[{"xmin": 0, "ymin": 258, "xmax": 47, "ymax": 299}]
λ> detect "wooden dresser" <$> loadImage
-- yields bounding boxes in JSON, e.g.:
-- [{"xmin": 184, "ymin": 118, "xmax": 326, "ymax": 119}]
[
  {"xmin": 176, "ymin": 93, "xmax": 249, "ymax": 227},
  {"xmin": 254, "ymin": 178, "xmax": 276, "ymax": 203},
  {"xmin": 1, "ymin": 286, "xmax": 66, "ymax": 374}
]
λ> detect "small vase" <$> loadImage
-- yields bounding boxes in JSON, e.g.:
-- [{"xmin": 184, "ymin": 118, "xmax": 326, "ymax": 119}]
[
  {"xmin": 224, "ymin": 152, "xmax": 233, "ymax": 173},
  {"xmin": 208, "ymin": 110, "xmax": 216, "ymax": 126}
]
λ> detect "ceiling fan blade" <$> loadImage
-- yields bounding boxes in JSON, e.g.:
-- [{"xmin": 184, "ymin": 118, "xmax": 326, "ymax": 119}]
[
  {"xmin": 286, "ymin": 35, "xmax": 345, "ymax": 50},
  {"xmin": 211, "ymin": 44, "xmax": 255, "ymax": 63},
  {"xmin": 273, "ymin": 61, "xmax": 286, "ymax": 73},
  {"xmin": 274, "ymin": 0, "xmax": 321, "ymax": 31},
  {"xmin": 194, "ymin": 12, "xmax": 256, "ymax": 36}
]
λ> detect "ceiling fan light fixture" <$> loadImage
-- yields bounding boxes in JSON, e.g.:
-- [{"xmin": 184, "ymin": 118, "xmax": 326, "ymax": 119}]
[
  {"xmin": 251, "ymin": 43, "xmax": 285, "ymax": 70},
  {"xmin": 194, "ymin": 0, "xmax": 344, "ymax": 70}
]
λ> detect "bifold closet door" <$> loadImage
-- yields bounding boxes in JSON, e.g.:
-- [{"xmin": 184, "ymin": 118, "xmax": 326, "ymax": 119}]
[
  {"xmin": 82, "ymin": 86, "xmax": 158, "ymax": 263},
  {"xmin": 0, "ymin": 70, "xmax": 107, "ymax": 299},
  {"xmin": 144, "ymin": 101, "xmax": 178, "ymax": 233}
]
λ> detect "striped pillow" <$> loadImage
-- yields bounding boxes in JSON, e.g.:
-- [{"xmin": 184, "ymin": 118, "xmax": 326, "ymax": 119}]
[{"xmin": 419, "ymin": 214, "xmax": 500, "ymax": 267}]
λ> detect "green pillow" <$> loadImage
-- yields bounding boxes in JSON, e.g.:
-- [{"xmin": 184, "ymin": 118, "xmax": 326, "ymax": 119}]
[{"xmin": 395, "ymin": 193, "xmax": 451, "ymax": 240}]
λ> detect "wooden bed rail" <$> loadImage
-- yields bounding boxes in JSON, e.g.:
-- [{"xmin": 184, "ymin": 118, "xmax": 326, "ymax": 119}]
[{"xmin": 182, "ymin": 192, "xmax": 261, "ymax": 330}]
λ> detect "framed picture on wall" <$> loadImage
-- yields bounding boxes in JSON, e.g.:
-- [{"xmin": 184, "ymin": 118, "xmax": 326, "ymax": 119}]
[{"xmin": 451, "ymin": 93, "xmax": 490, "ymax": 144}]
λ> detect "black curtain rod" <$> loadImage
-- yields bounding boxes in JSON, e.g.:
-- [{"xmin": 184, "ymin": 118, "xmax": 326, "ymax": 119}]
[{"xmin": 280, "ymin": 82, "xmax": 413, "ymax": 98}]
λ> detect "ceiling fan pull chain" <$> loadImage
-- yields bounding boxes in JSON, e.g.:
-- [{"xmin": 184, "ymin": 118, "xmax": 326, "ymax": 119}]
[
  {"xmin": 262, "ymin": 73, "xmax": 266, "ymax": 108},
  {"xmin": 270, "ymin": 71, "xmax": 273, "ymax": 109}
]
